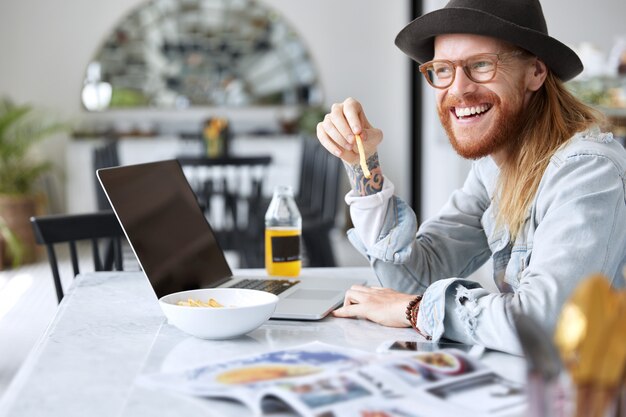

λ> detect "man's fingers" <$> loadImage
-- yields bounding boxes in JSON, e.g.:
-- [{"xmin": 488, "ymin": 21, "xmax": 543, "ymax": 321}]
[
  {"xmin": 343, "ymin": 97, "xmax": 364, "ymax": 137},
  {"xmin": 360, "ymin": 110, "xmax": 373, "ymax": 130},
  {"xmin": 316, "ymin": 122, "xmax": 343, "ymax": 157},
  {"xmin": 316, "ymin": 98, "xmax": 378, "ymax": 162},
  {"xmin": 352, "ymin": 128, "xmax": 383, "ymax": 155},
  {"xmin": 332, "ymin": 303, "xmax": 366, "ymax": 319},
  {"xmin": 329, "ymin": 103, "xmax": 355, "ymax": 150},
  {"xmin": 322, "ymin": 113, "xmax": 351, "ymax": 151},
  {"xmin": 340, "ymin": 285, "xmax": 383, "ymax": 309},
  {"xmin": 339, "ymin": 285, "xmax": 368, "ymax": 308},
  {"xmin": 343, "ymin": 287, "xmax": 362, "ymax": 305}
]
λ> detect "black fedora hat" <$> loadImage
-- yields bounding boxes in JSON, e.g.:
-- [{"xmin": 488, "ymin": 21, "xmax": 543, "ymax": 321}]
[{"xmin": 395, "ymin": 0, "xmax": 583, "ymax": 81}]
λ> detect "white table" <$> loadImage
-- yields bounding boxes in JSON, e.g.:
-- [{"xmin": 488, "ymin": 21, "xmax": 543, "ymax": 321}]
[{"xmin": 0, "ymin": 268, "xmax": 525, "ymax": 417}]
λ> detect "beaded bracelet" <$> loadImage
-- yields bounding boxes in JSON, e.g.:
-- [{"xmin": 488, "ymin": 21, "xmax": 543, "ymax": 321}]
[{"xmin": 405, "ymin": 295, "xmax": 432, "ymax": 340}]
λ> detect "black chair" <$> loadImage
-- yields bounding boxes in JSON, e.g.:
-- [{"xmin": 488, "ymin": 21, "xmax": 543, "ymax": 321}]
[
  {"xmin": 178, "ymin": 155, "xmax": 272, "ymax": 268},
  {"xmin": 297, "ymin": 138, "xmax": 344, "ymax": 267},
  {"xmin": 93, "ymin": 140, "xmax": 120, "ymax": 210},
  {"xmin": 30, "ymin": 211, "xmax": 126, "ymax": 303}
]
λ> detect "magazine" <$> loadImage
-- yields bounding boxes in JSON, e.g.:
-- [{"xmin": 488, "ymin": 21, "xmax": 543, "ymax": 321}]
[{"xmin": 138, "ymin": 341, "xmax": 526, "ymax": 417}]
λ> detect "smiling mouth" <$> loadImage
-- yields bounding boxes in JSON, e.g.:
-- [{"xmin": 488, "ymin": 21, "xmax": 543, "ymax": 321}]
[{"xmin": 452, "ymin": 104, "xmax": 492, "ymax": 120}]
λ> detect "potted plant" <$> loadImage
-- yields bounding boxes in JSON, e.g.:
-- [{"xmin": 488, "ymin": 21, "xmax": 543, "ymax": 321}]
[{"xmin": 0, "ymin": 97, "xmax": 68, "ymax": 268}]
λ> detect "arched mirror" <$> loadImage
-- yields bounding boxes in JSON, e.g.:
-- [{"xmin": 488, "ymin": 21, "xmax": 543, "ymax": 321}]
[{"xmin": 81, "ymin": 0, "xmax": 323, "ymax": 111}]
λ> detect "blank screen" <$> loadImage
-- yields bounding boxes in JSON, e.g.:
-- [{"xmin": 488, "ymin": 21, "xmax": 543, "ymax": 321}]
[{"xmin": 97, "ymin": 160, "xmax": 233, "ymax": 298}]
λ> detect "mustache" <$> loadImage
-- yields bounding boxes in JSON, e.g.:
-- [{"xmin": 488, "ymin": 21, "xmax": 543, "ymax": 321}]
[{"xmin": 441, "ymin": 91, "xmax": 500, "ymax": 109}]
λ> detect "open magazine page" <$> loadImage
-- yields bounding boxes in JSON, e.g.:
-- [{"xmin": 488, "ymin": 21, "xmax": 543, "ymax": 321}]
[
  {"xmin": 367, "ymin": 350, "xmax": 525, "ymax": 417},
  {"xmin": 137, "ymin": 341, "xmax": 372, "ymax": 416},
  {"xmin": 138, "ymin": 343, "xmax": 526, "ymax": 417},
  {"xmin": 261, "ymin": 349, "xmax": 524, "ymax": 417}
]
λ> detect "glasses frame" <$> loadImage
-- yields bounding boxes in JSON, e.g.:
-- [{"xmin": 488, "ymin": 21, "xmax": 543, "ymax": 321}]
[{"xmin": 418, "ymin": 51, "xmax": 525, "ymax": 89}]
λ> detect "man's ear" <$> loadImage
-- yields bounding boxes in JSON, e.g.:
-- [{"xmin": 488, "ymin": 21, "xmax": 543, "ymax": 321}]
[{"xmin": 527, "ymin": 58, "xmax": 548, "ymax": 92}]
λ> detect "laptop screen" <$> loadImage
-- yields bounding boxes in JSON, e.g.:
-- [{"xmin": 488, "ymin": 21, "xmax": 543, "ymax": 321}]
[{"xmin": 97, "ymin": 160, "xmax": 233, "ymax": 298}]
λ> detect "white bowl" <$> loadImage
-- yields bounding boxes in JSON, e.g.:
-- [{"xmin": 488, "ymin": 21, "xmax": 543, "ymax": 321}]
[{"xmin": 159, "ymin": 288, "xmax": 279, "ymax": 339}]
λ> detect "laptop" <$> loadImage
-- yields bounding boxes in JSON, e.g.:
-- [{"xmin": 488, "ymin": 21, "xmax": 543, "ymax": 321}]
[{"xmin": 96, "ymin": 159, "xmax": 366, "ymax": 320}]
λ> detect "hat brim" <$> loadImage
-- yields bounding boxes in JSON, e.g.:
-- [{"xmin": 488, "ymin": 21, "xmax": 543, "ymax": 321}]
[{"xmin": 395, "ymin": 8, "xmax": 583, "ymax": 81}]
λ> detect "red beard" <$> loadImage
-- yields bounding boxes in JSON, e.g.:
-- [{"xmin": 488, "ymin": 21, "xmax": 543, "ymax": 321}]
[{"xmin": 438, "ymin": 90, "xmax": 526, "ymax": 160}]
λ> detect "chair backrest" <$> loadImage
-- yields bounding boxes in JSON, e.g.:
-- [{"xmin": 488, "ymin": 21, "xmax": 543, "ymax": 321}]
[
  {"xmin": 297, "ymin": 138, "xmax": 320, "ymax": 211},
  {"xmin": 297, "ymin": 137, "xmax": 343, "ymax": 226},
  {"xmin": 296, "ymin": 138, "xmax": 344, "ymax": 267},
  {"xmin": 30, "ymin": 211, "xmax": 126, "ymax": 303},
  {"xmin": 93, "ymin": 141, "xmax": 120, "ymax": 210},
  {"xmin": 177, "ymin": 155, "xmax": 272, "ymax": 267}
]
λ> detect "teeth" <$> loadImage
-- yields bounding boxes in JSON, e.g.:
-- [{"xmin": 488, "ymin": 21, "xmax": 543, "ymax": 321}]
[{"xmin": 455, "ymin": 104, "xmax": 490, "ymax": 118}]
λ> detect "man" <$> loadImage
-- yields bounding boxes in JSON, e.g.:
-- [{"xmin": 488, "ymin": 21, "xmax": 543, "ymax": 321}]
[{"xmin": 316, "ymin": 0, "xmax": 626, "ymax": 354}]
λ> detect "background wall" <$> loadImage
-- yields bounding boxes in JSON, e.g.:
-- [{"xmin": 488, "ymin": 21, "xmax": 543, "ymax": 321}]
[
  {"xmin": 0, "ymin": 0, "xmax": 411, "ymax": 211},
  {"xmin": 0, "ymin": 0, "xmax": 625, "ymax": 217}
]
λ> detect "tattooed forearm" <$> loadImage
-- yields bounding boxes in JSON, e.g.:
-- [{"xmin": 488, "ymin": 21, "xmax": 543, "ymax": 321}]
[{"xmin": 344, "ymin": 152, "xmax": 384, "ymax": 196}]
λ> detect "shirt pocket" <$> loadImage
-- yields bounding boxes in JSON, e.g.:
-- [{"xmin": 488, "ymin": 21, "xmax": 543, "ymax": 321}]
[
  {"xmin": 504, "ymin": 245, "xmax": 531, "ymax": 290},
  {"xmin": 481, "ymin": 205, "xmax": 497, "ymax": 245},
  {"xmin": 481, "ymin": 204, "xmax": 509, "ymax": 253}
]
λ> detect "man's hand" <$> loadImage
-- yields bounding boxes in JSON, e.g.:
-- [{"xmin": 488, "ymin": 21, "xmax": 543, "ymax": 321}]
[
  {"xmin": 332, "ymin": 285, "xmax": 416, "ymax": 328},
  {"xmin": 316, "ymin": 98, "xmax": 384, "ymax": 196},
  {"xmin": 316, "ymin": 97, "xmax": 383, "ymax": 166}
]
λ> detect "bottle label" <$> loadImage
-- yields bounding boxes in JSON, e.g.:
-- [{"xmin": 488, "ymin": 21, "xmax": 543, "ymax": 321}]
[{"xmin": 271, "ymin": 235, "xmax": 300, "ymax": 262}]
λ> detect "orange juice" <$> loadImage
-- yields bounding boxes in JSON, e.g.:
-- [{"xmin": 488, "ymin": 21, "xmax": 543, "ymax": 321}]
[{"xmin": 265, "ymin": 227, "xmax": 301, "ymax": 276}]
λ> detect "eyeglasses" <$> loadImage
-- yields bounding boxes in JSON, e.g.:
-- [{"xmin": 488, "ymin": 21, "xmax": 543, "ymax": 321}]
[{"xmin": 418, "ymin": 51, "xmax": 525, "ymax": 89}]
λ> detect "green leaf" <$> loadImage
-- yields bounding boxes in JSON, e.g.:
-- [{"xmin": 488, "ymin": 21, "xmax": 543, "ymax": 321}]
[
  {"xmin": 0, "ymin": 105, "xmax": 30, "ymax": 143},
  {"xmin": 0, "ymin": 215, "xmax": 24, "ymax": 268},
  {"xmin": 0, "ymin": 96, "xmax": 69, "ymax": 195}
]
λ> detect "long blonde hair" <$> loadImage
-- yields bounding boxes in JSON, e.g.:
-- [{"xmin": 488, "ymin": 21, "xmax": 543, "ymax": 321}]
[{"xmin": 496, "ymin": 71, "xmax": 603, "ymax": 239}]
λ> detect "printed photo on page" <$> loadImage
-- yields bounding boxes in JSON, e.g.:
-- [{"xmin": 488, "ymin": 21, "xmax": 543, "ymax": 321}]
[{"xmin": 138, "ymin": 342, "xmax": 526, "ymax": 417}]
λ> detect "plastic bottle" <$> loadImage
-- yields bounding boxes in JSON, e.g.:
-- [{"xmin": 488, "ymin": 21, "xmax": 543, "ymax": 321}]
[{"xmin": 265, "ymin": 185, "xmax": 302, "ymax": 276}]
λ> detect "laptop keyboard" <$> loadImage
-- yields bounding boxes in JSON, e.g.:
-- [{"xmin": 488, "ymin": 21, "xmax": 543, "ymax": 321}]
[{"xmin": 230, "ymin": 279, "xmax": 300, "ymax": 295}]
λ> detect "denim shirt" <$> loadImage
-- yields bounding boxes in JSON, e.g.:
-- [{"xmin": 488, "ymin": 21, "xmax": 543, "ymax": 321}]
[{"xmin": 346, "ymin": 128, "xmax": 626, "ymax": 354}]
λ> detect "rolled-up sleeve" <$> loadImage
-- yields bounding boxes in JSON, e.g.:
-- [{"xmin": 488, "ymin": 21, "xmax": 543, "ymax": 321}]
[
  {"xmin": 426, "ymin": 151, "xmax": 626, "ymax": 354},
  {"xmin": 345, "ymin": 178, "xmax": 396, "ymax": 251},
  {"xmin": 345, "ymin": 162, "xmax": 493, "ymax": 294}
]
